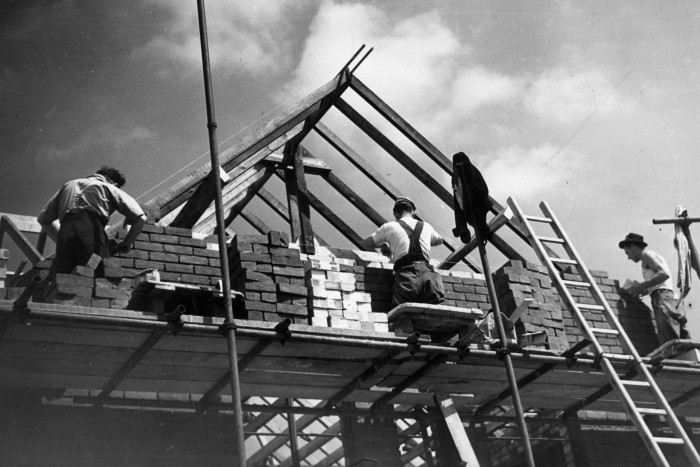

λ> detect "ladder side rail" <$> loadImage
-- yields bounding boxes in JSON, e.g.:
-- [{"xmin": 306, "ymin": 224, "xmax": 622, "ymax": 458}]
[
  {"xmin": 600, "ymin": 358, "xmax": 670, "ymax": 467},
  {"xmin": 635, "ymin": 361, "xmax": 700, "ymax": 464},
  {"xmin": 507, "ymin": 198, "xmax": 605, "ymax": 355},
  {"xmin": 539, "ymin": 202, "xmax": 643, "ymax": 359}
]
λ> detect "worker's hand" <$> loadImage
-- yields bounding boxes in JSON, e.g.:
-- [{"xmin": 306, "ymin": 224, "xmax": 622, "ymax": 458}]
[
  {"xmin": 626, "ymin": 284, "xmax": 645, "ymax": 297},
  {"xmin": 109, "ymin": 239, "xmax": 131, "ymax": 255}
]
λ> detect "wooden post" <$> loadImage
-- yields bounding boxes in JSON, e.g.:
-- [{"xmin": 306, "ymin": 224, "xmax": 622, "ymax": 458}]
[{"xmin": 284, "ymin": 145, "xmax": 315, "ymax": 254}]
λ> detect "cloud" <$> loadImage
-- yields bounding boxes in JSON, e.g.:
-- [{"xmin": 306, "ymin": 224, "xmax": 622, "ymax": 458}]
[
  {"xmin": 478, "ymin": 143, "xmax": 586, "ymax": 201},
  {"xmin": 133, "ymin": 0, "xmax": 296, "ymax": 77},
  {"xmin": 36, "ymin": 125, "xmax": 156, "ymax": 162},
  {"xmin": 523, "ymin": 68, "xmax": 633, "ymax": 124}
]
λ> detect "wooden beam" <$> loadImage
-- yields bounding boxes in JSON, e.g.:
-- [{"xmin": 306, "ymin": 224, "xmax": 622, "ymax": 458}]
[
  {"xmin": 284, "ymin": 145, "xmax": 315, "ymax": 254},
  {"xmin": 322, "ymin": 171, "xmax": 387, "ymax": 228},
  {"xmin": 0, "ymin": 216, "xmax": 43, "ymax": 265},
  {"xmin": 350, "ymin": 76, "xmax": 453, "ymax": 174},
  {"xmin": 334, "ymin": 97, "xmax": 454, "ymax": 208},
  {"xmin": 192, "ymin": 163, "xmax": 276, "ymax": 234},
  {"xmin": 240, "ymin": 209, "xmax": 273, "ymax": 235},
  {"xmin": 314, "ymin": 123, "xmax": 482, "ymax": 272},
  {"xmin": 434, "ymin": 392, "xmax": 481, "ymax": 467},
  {"xmin": 438, "ymin": 207, "xmax": 518, "ymax": 270},
  {"xmin": 278, "ymin": 421, "xmax": 341, "ymax": 467},
  {"xmin": 256, "ymin": 187, "xmax": 332, "ymax": 248},
  {"xmin": 0, "ymin": 213, "xmax": 42, "ymax": 234},
  {"xmin": 265, "ymin": 152, "xmax": 331, "ymax": 175},
  {"xmin": 149, "ymin": 71, "xmax": 351, "ymax": 223}
]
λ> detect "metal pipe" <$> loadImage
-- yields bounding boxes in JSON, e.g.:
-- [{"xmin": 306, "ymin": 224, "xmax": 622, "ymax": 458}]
[
  {"xmin": 287, "ymin": 399, "xmax": 301, "ymax": 467},
  {"xmin": 195, "ymin": 1, "xmax": 245, "ymax": 465},
  {"xmin": 456, "ymin": 159, "xmax": 535, "ymax": 466}
]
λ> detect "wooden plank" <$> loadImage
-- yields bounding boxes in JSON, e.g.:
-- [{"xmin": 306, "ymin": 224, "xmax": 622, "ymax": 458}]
[
  {"xmin": 0, "ymin": 213, "xmax": 43, "ymax": 234},
  {"xmin": 148, "ymin": 72, "xmax": 350, "ymax": 219},
  {"xmin": 314, "ymin": 122, "xmax": 482, "ymax": 272},
  {"xmin": 435, "ymin": 393, "xmax": 481, "ymax": 466},
  {"xmin": 306, "ymin": 182, "xmax": 365, "ymax": 248},
  {"xmin": 240, "ymin": 208, "xmax": 273, "ymax": 235},
  {"xmin": 265, "ymin": 152, "xmax": 331, "ymax": 175},
  {"xmin": 284, "ymin": 145, "xmax": 315, "ymax": 254},
  {"xmin": 350, "ymin": 76, "xmax": 452, "ymax": 173},
  {"xmin": 256, "ymin": 187, "xmax": 332, "ymax": 247},
  {"xmin": 323, "ymin": 171, "xmax": 387, "ymax": 228},
  {"xmin": 193, "ymin": 164, "xmax": 276, "ymax": 233},
  {"xmin": 0, "ymin": 216, "xmax": 43, "ymax": 264}
]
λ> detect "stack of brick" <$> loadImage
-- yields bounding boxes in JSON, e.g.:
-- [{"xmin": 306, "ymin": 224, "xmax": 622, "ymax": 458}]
[
  {"xmin": 116, "ymin": 223, "xmax": 221, "ymax": 287},
  {"xmin": 303, "ymin": 246, "xmax": 391, "ymax": 332},
  {"xmin": 228, "ymin": 231, "xmax": 309, "ymax": 324},
  {"xmin": 493, "ymin": 260, "xmax": 657, "ymax": 355},
  {"xmin": 494, "ymin": 260, "xmax": 570, "ymax": 352},
  {"xmin": 440, "ymin": 269, "xmax": 490, "ymax": 311}
]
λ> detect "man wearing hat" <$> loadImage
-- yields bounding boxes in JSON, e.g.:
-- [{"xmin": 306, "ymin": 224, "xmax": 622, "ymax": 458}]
[
  {"xmin": 360, "ymin": 196, "xmax": 445, "ymax": 306},
  {"xmin": 619, "ymin": 232, "xmax": 687, "ymax": 343}
]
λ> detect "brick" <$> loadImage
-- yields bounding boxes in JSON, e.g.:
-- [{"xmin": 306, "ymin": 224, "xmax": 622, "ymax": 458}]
[
  {"xmin": 94, "ymin": 287, "xmax": 131, "ymax": 300},
  {"xmin": 179, "ymin": 237, "xmax": 207, "ymax": 248},
  {"xmin": 273, "ymin": 266, "xmax": 306, "ymax": 278},
  {"xmin": 245, "ymin": 300, "xmax": 277, "ymax": 313},
  {"xmin": 120, "ymin": 249, "xmax": 150, "ymax": 260},
  {"xmin": 72, "ymin": 265, "xmax": 94, "ymax": 277},
  {"xmin": 194, "ymin": 265, "xmax": 221, "ymax": 276},
  {"xmin": 163, "ymin": 244, "xmax": 193, "ymax": 255},
  {"xmin": 245, "ymin": 270, "xmax": 273, "ymax": 282},
  {"xmin": 277, "ymin": 303, "xmax": 308, "ymax": 317},
  {"xmin": 133, "ymin": 241, "xmax": 164, "ymax": 252},
  {"xmin": 178, "ymin": 274, "xmax": 210, "ymax": 285},
  {"xmin": 149, "ymin": 233, "xmax": 180, "ymax": 245},
  {"xmin": 149, "ymin": 252, "xmax": 179, "ymax": 263},
  {"xmin": 276, "ymin": 282, "xmax": 307, "ymax": 296},
  {"xmin": 245, "ymin": 281, "xmax": 276, "ymax": 293},
  {"xmin": 163, "ymin": 226, "xmax": 193, "ymax": 237},
  {"xmin": 164, "ymin": 263, "xmax": 194, "ymax": 274}
]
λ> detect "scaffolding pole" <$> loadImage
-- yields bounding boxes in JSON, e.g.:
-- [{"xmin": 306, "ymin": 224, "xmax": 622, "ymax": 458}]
[{"xmin": 196, "ymin": 1, "xmax": 246, "ymax": 466}]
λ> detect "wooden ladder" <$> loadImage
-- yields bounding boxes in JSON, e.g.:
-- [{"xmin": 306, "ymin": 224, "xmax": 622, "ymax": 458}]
[{"xmin": 507, "ymin": 197, "xmax": 700, "ymax": 467}]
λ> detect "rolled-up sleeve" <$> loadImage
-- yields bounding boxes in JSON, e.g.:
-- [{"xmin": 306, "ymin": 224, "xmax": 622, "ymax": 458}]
[{"xmin": 109, "ymin": 186, "xmax": 145, "ymax": 224}]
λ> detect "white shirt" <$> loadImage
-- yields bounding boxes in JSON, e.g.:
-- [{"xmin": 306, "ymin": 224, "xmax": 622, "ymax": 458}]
[{"xmin": 370, "ymin": 216, "xmax": 442, "ymax": 262}]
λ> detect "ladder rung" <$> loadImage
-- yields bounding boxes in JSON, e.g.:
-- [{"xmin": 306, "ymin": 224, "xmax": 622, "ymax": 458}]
[
  {"xmin": 621, "ymin": 380, "xmax": 651, "ymax": 388},
  {"xmin": 590, "ymin": 327, "xmax": 619, "ymax": 336},
  {"xmin": 575, "ymin": 303, "xmax": 605, "ymax": 311},
  {"xmin": 525, "ymin": 215, "xmax": 552, "ymax": 223},
  {"xmin": 538, "ymin": 236, "xmax": 564, "ymax": 244},
  {"xmin": 638, "ymin": 408, "xmax": 666, "ymax": 415},
  {"xmin": 562, "ymin": 280, "xmax": 591, "ymax": 288},
  {"xmin": 654, "ymin": 437, "xmax": 685, "ymax": 445},
  {"xmin": 549, "ymin": 257, "xmax": 577, "ymax": 265}
]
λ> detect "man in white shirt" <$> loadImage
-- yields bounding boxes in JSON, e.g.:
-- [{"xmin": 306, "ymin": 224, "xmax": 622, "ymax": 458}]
[
  {"xmin": 38, "ymin": 166, "xmax": 146, "ymax": 276},
  {"xmin": 619, "ymin": 232, "xmax": 688, "ymax": 343},
  {"xmin": 360, "ymin": 197, "xmax": 445, "ymax": 306}
]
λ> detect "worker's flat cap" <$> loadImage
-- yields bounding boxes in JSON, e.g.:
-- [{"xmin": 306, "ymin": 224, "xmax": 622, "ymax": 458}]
[
  {"xmin": 619, "ymin": 232, "xmax": 647, "ymax": 249},
  {"xmin": 394, "ymin": 196, "xmax": 416, "ymax": 211}
]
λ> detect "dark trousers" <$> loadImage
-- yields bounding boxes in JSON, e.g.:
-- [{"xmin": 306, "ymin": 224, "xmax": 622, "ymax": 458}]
[
  {"xmin": 392, "ymin": 261, "xmax": 445, "ymax": 307},
  {"xmin": 53, "ymin": 209, "xmax": 108, "ymax": 275}
]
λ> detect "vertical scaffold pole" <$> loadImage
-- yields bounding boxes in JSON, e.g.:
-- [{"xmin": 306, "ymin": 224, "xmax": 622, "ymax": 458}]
[{"xmin": 196, "ymin": 1, "xmax": 246, "ymax": 466}]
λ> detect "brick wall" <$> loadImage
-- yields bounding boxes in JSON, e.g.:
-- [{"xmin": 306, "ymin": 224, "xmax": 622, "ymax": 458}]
[
  {"xmin": 494, "ymin": 260, "xmax": 658, "ymax": 355},
  {"xmin": 1, "ymin": 225, "xmax": 659, "ymax": 353}
]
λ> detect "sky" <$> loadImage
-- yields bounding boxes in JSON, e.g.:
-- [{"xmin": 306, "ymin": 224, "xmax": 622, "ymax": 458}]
[{"xmin": 2, "ymin": 0, "xmax": 700, "ymax": 337}]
